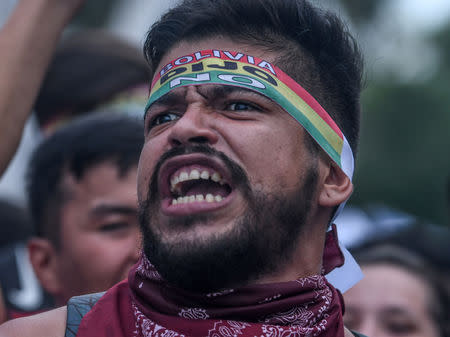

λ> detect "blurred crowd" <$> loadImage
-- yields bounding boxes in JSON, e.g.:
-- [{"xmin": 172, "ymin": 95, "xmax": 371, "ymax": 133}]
[
  {"xmin": 0, "ymin": 1, "xmax": 449, "ymax": 337},
  {"xmin": 0, "ymin": 25, "xmax": 149, "ymax": 319}
]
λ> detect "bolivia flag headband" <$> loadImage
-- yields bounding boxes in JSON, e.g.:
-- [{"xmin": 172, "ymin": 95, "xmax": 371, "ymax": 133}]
[{"xmin": 146, "ymin": 49, "xmax": 354, "ymax": 180}]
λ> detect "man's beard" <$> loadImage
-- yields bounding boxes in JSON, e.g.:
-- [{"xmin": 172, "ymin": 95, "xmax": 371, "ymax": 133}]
[{"xmin": 139, "ymin": 145, "xmax": 318, "ymax": 293}]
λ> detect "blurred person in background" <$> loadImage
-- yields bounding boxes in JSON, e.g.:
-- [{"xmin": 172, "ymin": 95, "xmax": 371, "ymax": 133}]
[
  {"xmin": 25, "ymin": 27, "xmax": 149, "ymax": 308},
  {"xmin": 23, "ymin": 30, "xmax": 149, "ymax": 307},
  {"xmin": 34, "ymin": 29, "xmax": 150, "ymax": 135},
  {"xmin": 0, "ymin": 0, "xmax": 85, "ymax": 177},
  {"xmin": 344, "ymin": 226, "xmax": 450, "ymax": 337},
  {"xmin": 0, "ymin": 199, "xmax": 53, "ymax": 319},
  {"xmin": 0, "ymin": 0, "xmax": 149, "ymax": 176},
  {"xmin": 0, "ymin": 199, "xmax": 32, "ymax": 249},
  {"xmin": 0, "ymin": 0, "xmax": 149, "ymax": 315},
  {"xmin": 27, "ymin": 114, "xmax": 143, "ymax": 307}
]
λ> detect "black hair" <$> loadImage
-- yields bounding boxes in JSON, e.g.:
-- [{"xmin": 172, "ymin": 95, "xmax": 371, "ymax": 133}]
[
  {"xmin": 0, "ymin": 199, "xmax": 32, "ymax": 247},
  {"xmin": 27, "ymin": 114, "xmax": 144, "ymax": 247},
  {"xmin": 34, "ymin": 30, "xmax": 150, "ymax": 127},
  {"xmin": 144, "ymin": 0, "xmax": 363, "ymax": 155}
]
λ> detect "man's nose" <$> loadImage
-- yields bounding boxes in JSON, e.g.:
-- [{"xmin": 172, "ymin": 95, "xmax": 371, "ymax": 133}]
[{"xmin": 168, "ymin": 103, "xmax": 219, "ymax": 147}]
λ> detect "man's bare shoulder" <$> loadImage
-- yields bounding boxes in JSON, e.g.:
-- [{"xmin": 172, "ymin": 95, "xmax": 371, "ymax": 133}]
[{"xmin": 0, "ymin": 306, "xmax": 67, "ymax": 337}]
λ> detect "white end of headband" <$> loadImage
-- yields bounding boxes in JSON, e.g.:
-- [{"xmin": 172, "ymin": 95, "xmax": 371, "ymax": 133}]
[
  {"xmin": 341, "ymin": 136, "xmax": 354, "ymax": 180},
  {"xmin": 326, "ymin": 137, "xmax": 361, "ymax": 292},
  {"xmin": 325, "ymin": 242, "xmax": 363, "ymax": 293}
]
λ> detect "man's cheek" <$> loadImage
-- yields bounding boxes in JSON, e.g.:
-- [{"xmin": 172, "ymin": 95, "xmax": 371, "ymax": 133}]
[
  {"xmin": 136, "ymin": 177, "xmax": 147, "ymax": 202},
  {"xmin": 137, "ymin": 163, "xmax": 152, "ymax": 200}
]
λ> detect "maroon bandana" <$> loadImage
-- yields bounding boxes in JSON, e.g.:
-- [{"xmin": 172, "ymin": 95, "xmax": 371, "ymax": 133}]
[{"xmin": 77, "ymin": 227, "xmax": 345, "ymax": 337}]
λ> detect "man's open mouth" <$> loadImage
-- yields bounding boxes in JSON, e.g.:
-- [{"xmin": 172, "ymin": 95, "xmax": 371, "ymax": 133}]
[
  {"xmin": 169, "ymin": 166, "xmax": 232, "ymax": 205},
  {"xmin": 157, "ymin": 154, "xmax": 235, "ymax": 214}
]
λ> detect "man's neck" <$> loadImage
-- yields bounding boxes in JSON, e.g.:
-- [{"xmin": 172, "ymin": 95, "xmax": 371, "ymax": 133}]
[{"xmin": 251, "ymin": 226, "xmax": 326, "ymax": 286}]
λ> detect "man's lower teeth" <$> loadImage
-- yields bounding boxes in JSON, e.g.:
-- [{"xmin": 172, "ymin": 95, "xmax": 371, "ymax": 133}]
[{"xmin": 172, "ymin": 194, "xmax": 223, "ymax": 205}]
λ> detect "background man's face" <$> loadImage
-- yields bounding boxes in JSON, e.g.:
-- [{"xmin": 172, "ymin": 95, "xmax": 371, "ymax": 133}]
[
  {"xmin": 138, "ymin": 38, "xmax": 321, "ymax": 291},
  {"xmin": 53, "ymin": 162, "xmax": 140, "ymax": 303},
  {"xmin": 344, "ymin": 264, "xmax": 440, "ymax": 337}
]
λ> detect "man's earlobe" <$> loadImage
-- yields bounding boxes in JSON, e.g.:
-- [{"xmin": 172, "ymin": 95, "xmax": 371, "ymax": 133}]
[
  {"xmin": 318, "ymin": 162, "xmax": 353, "ymax": 207},
  {"xmin": 27, "ymin": 238, "xmax": 62, "ymax": 296}
]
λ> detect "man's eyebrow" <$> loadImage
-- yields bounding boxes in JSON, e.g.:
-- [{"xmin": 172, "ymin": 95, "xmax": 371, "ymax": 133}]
[
  {"xmin": 90, "ymin": 204, "xmax": 137, "ymax": 217},
  {"xmin": 145, "ymin": 90, "xmax": 186, "ymax": 119},
  {"xmin": 150, "ymin": 90, "xmax": 186, "ymax": 107}
]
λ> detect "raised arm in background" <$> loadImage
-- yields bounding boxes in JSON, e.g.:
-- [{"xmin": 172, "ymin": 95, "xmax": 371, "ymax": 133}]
[{"xmin": 0, "ymin": 0, "xmax": 86, "ymax": 176}]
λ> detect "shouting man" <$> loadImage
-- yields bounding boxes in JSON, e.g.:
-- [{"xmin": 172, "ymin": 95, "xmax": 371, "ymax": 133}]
[{"xmin": 0, "ymin": 0, "xmax": 364, "ymax": 336}]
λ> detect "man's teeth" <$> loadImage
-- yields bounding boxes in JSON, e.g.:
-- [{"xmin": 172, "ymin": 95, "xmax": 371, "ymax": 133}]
[
  {"xmin": 172, "ymin": 194, "xmax": 223, "ymax": 205},
  {"xmin": 211, "ymin": 172, "xmax": 221, "ymax": 182},
  {"xmin": 170, "ymin": 169, "xmax": 225, "ymax": 193}
]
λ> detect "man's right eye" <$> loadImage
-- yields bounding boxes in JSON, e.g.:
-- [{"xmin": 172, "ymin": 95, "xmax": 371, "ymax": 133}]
[{"xmin": 149, "ymin": 113, "xmax": 179, "ymax": 128}]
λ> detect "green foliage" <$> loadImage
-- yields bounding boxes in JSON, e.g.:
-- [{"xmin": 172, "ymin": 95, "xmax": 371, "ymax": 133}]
[
  {"xmin": 352, "ymin": 81, "xmax": 450, "ymax": 225},
  {"xmin": 335, "ymin": 0, "xmax": 450, "ymax": 224}
]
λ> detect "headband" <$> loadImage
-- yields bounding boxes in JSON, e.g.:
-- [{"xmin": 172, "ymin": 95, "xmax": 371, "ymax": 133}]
[{"xmin": 147, "ymin": 49, "xmax": 354, "ymax": 181}]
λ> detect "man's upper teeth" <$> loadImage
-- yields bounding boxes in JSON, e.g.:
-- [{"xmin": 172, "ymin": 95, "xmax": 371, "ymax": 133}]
[
  {"xmin": 170, "ymin": 169, "xmax": 224, "ymax": 192},
  {"xmin": 211, "ymin": 172, "xmax": 221, "ymax": 182},
  {"xmin": 200, "ymin": 170, "xmax": 209, "ymax": 180}
]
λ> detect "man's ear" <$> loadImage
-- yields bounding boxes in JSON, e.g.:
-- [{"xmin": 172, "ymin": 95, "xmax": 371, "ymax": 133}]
[
  {"xmin": 27, "ymin": 238, "xmax": 62, "ymax": 297},
  {"xmin": 318, "ymin": 161, "xmax": 353, "ymax": 207}
]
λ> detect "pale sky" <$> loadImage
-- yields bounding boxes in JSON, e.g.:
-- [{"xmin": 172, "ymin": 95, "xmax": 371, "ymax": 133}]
[
  {"xmin": 1, "ymin": 1, "xmax": 449, "ymax": 42},
  {"xmin": 393, "ymin": 0, "xmax": 450, "ymax": 32},
  {"xmin": 107, "ymin": 0, "xmax": 450, "ymax": 46}
]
